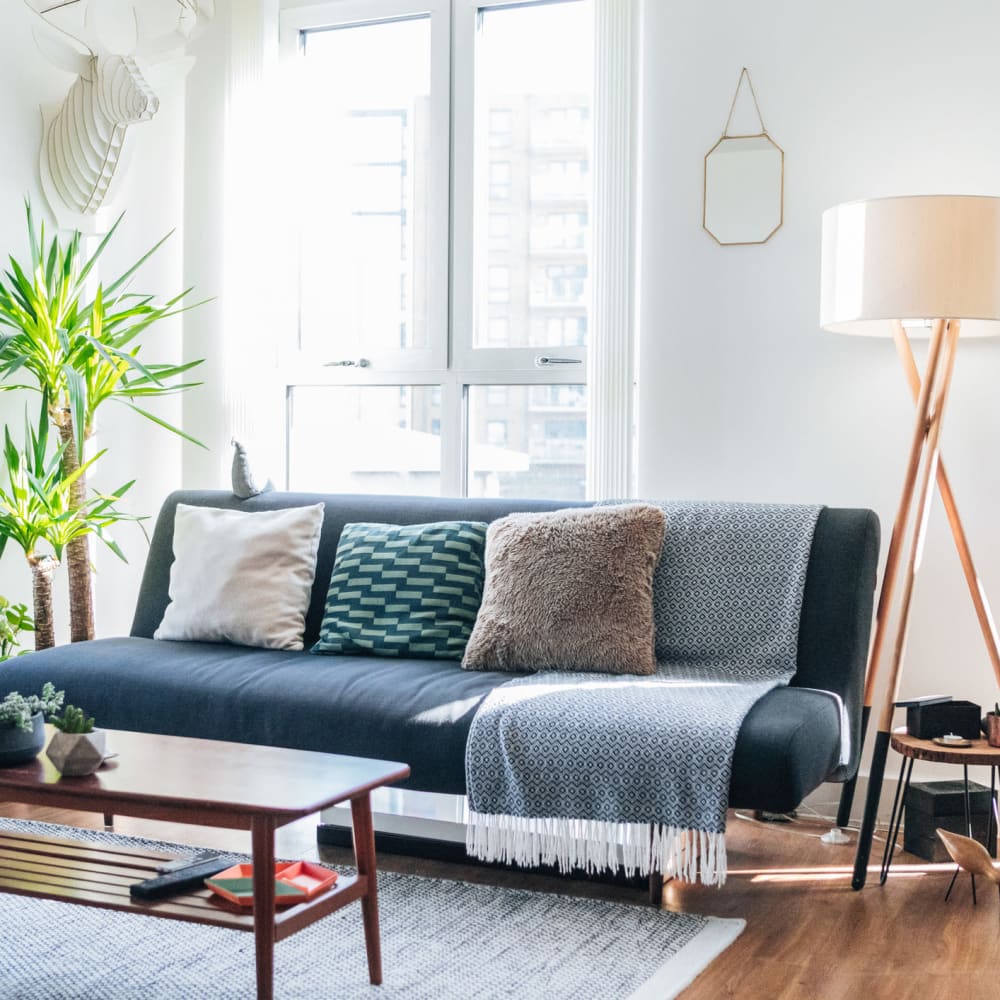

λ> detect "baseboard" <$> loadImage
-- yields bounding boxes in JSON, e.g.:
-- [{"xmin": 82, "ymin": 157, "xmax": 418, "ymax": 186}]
[{"xmin": 802, "ymin": 773, "xmax": 902, "ymax": 827}]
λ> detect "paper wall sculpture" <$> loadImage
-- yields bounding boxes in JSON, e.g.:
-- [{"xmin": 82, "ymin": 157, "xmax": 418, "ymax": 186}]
[{"xmin": 26, "ymin": 0, "xmax": 215, "ymax": 227}]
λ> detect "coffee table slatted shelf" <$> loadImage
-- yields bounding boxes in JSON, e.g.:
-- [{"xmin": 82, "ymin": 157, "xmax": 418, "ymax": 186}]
[
  {"xmin": 0, "ymin": 729, "xmax": 410, "ymax": 1000},
  {"xmin": 0, "ymin": 830, "xmax": 363, "ymax": 937}
]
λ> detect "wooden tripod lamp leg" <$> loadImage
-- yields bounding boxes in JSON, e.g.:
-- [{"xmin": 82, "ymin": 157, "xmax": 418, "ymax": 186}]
[
  {"xmin": 851, "ymin": 318, "xmax": 958, "ymax": 889},
  {"xmin": 892, "ymin": 322, "xmax": 1000, "ymax": 686},
  {"xmin": 839, "ymin": 318, "xmax": 947, "ymax": 838},
  {"xmin": 837, "ymin": 320, "xmax": 1000, "ymax": 829}
]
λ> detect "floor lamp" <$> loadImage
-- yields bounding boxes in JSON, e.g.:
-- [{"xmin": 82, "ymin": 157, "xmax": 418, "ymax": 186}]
[{"xmin": 819, "ymin": 194, "xmax": 1000, "ymax": 890}]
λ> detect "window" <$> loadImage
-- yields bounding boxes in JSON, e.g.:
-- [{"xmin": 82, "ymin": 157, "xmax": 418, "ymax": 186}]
[
  {"xmin": 468, "ymin": 384, "xmax": 587, "ymax": 499},
  {"xmin": 489, "ymin": 108, "xmax": 513, "ymax": 147},
  {"xmin": 488, "ymin": 161, "xmax": 512, "ymax": 201},
  {"xmin": 487, "ymin": 266, "xmax": 510, "ymax": 304},
  {"xmin": 530, "ymin": 211, "xmax": 587, "ymax": 251},
  {"xmin": 486, "ymin": 420, "xmax": 508, "ymax": 446},
  {"xmin": 488, "ymin": 212, "xmax": 511, "ymax": 247},
  {"xmin": 486, "ymin": 317, "xmax": 509, "ymax": 345},
  {"xmin": 282, "ymin": 0, "xmax": 594, "ymax": 499}
]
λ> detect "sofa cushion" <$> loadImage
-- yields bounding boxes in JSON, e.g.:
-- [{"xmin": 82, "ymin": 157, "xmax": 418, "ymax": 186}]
[
  {"xmin": 463, "ymin": 504, "xmax": 665, "ymax": 675},
  {"xmin": 154, "ymin": 503, "xmax": 325, "ymax": 651},
  {"xmin": 313, "ymin": 521, "xmax": 487, "ymax": 660},
  {"xmin": 0, "ymin": 638, "xmax": 846, "ymax": 803},
  {"xmin": 4, "ymin": 638, "xmax": 510, "ymax": 794}
]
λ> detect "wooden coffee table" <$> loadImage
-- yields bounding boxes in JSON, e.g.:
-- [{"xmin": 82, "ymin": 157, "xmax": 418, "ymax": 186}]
[{"xmin": 0, "ymin": 728, "xmax": 410, "ymax": 999}]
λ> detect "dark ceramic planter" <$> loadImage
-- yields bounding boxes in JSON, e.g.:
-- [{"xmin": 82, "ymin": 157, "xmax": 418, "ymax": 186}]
[
  {"xmin": 0, "ymin": 711, "xmax": 46, "ymax": 766},
  {"xmin": 986, "ymin": 713, "xmax": 1000, "ymax": 749}
]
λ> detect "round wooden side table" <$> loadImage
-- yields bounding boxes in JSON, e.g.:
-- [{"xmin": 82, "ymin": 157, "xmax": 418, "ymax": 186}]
[{"xmin": 880, "ymin": 732, "xmax": 1000, "ymax": 889}]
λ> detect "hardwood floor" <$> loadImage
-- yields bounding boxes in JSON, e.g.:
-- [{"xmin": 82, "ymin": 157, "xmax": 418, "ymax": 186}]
[{"xmin": 2, "ymin": 802, "xmax": 997, "ymax": 998}]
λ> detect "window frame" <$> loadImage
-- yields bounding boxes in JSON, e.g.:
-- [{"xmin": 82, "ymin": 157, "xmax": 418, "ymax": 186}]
[
  {"xmin": 450, "ymin": 0, "xmax": 589, "ymax": 372},
  {"xmin": 278, "ymin": 0, "xmax": 594, "ymax": 498},
  {"xmin": 279, "ymin": 0, "xmax": 452, "ymax": 373}
]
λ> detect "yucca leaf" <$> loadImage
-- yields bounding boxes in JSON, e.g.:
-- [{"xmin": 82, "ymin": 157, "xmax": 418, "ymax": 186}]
[
  {"xmin": 103, "ymin": 229, "xmax": 173, "ymax": 298},
  {"xmin": 76, "ymin": 213, "xmax": 124, "ymax": 288},
  {"xmin": 64, "ymin": 368, "xmax": 87, "ymax": 457},
  {"xmin": 121, "ymin": 402, "xmax": 207, "ymax": 448}
]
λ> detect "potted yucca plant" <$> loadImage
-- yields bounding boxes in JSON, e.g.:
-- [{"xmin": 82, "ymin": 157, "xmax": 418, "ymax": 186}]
[
  {"xmin": 0, "ymin": 201, "xmax": 204, "ymax": 643},
  {"xmin": 0, "ymin": 402, "xmax": 138, "ymax": 650}
]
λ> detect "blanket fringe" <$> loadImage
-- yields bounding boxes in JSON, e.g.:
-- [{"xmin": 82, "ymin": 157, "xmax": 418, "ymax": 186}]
[{"xmin": 466, "ymin": 811, "xmax": 727, "ymax": 887}]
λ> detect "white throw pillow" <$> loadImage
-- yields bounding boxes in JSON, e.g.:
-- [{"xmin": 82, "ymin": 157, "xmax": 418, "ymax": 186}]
[{"xmin": 154, "ymin": 503, "xmax": 325, "ymax": 651}]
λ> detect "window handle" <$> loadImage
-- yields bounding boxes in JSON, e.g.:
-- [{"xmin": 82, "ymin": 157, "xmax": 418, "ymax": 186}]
[
  {"xmin": 535, "ymin": 355, "xmax": 582, "ymax": 367},
  {"xmin": 323, "ymin": 358, "xmax": 371, "ymax": 368}
]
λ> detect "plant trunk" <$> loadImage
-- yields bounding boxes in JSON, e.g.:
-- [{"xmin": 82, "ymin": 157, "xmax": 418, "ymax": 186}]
[
  {"xmin": 57, "ymin": 416, "xmax": 95, "ymax": 642},
  {"xmin": 28, "ymin": 554, "xmax": 58, "ymax": 651}
]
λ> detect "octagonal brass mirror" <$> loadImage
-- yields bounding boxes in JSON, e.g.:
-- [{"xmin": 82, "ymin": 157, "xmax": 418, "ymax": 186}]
[
  {"xmin": 703, "ymin": 68, "xmax": 784, "ymax": 246},
  {"xmin": 703, "ymin": 134, "xmax": 784, "ymax": 245}
]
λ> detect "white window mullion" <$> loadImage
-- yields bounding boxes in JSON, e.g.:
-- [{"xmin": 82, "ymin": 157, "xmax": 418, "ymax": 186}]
[
  {"xmin": 440, "ymin": 375, "xmax": 465, "ymax": 496},
  {"xmin": 587, "ymin": 0, "xmax": 637, "ymax": 500}
]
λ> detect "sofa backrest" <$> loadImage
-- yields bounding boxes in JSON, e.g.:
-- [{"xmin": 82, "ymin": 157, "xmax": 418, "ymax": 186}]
[
  {"xmin": 131, "ymin": 492, "xmax": 879, "ymax": 749},
  {"xmin": 130, "ymin": 491, "xmax": 589, "ymax": 648}
]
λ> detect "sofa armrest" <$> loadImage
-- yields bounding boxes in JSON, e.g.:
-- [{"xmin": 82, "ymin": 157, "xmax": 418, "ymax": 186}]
[{"xmin": 792, "ymin": 507, "xmax": 881, "ymax": 783}]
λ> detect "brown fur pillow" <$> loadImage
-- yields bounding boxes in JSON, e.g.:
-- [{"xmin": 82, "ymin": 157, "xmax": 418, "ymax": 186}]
[{"xmin": 462, "ymin": 504, "xmax": 665, "ymax": 675}]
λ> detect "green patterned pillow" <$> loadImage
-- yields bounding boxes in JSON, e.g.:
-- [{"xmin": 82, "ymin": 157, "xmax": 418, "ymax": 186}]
[{"xmin": 312, "ymin": 521, "xmax": 488, "ymax": 660}]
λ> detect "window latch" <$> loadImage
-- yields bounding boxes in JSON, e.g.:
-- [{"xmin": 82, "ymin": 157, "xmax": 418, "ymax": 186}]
[
  {"xmin": 323, "ymin": 358, "xmax": 371, "ymax": 368},
  {"xmin": 535, "ymin": 356, "xmax": 582, "ymax": 367}
]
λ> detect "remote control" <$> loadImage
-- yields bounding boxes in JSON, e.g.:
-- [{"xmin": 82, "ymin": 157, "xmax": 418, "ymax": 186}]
[
  {"xmin": 130, "ymin": 857, "xmax": 232, "ymax": 900},
  {"xmin": 156, "ymin": 855, "xmax": 227, "ymax": 875}
]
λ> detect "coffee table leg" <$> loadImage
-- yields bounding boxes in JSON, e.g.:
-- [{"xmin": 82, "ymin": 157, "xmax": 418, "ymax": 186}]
[
  {"xmin": 251, "ymin": 817, "xmax": 277, "ymax": 1000},
  {"xmin": 351, "ymin": 793, "xmax": 382, "ymax": 985}
]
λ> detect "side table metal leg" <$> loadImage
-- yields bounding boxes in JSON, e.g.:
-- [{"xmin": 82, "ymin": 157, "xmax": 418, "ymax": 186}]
[
  {"xmin": 351, "ymin": 793, "xmax": 383, "ymax": 986},
  {"xmin": 880, "ymin": 756, "xmax": 912, "ymax": 884},
  {"xmin": 963, "ymin": 764, "xmax": 972, "ymax": 838},
  {"xmin": 989, "ymin": 766, "xmax": 998, "ymax": 853},
  {"xmin": 251, "ymin": 817, "xmax": 277, "ymax": 1000}
]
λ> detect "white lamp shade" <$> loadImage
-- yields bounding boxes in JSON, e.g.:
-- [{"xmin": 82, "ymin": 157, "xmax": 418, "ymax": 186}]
[{"xmin": 820, "ymin": 195, "xmax": 1000, "ymax": 337}]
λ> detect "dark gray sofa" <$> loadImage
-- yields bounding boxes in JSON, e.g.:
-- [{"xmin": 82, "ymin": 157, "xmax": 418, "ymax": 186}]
[{"xmin": 2, "ymin": 490, "xmax": 880, "ymax": 814}]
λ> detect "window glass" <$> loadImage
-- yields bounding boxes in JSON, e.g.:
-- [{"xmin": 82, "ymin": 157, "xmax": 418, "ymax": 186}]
[
  {"xmin": 472, "ymin": 2, "xmax": 593, "ymax": 349},
  {"xmin": 299, "ymin": 19, "xmax": 432, "ymax": 357},
  {"xmin": 288, "ymin": 386, "xmax": 441, "ymax": 495},
  {"xmin": 468, "ymin": 384, "xmax": 587, "ymax": 499}
]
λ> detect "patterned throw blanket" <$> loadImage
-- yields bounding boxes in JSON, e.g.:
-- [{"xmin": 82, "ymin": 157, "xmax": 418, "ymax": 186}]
[{"xmin": 465, "ymin": 502, "xmax": 823, "ymax": 886}]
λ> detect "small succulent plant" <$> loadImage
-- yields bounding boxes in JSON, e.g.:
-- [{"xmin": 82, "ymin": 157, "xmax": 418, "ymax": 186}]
[
  {"xmin": 50, "ymin": 704, "xmax": 95, "ymax": 735},
  {"xmin": 0, "ymin": 681, "xmax": 64, "ymax": 731}
]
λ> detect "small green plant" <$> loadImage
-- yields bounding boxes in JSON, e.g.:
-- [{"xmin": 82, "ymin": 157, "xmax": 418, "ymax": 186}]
[
  {"xmin": 50, "ymin": 704, "xmax": 95, "ymax": 735},
  {"xmin": 0, "ymin": 596, "xmax": 32, "ymax": 661},
  {"xmin": 0, "ymin": 681, "xmax": 63, "ymax": 731}
]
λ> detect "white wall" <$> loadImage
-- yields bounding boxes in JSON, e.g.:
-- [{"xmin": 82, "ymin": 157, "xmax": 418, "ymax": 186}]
[
  {"xmin": 637, "ymin": 0, "xmax": 1000, "ymax": 783},
  {"xmin": 0, "ymin": 2, "xmax": 191, "ymax": 642}
]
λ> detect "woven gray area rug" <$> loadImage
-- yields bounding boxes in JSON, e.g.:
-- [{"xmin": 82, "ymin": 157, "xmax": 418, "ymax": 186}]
[{"xmin": 0, "ymin": 819, "xmax": 743, "ymax": 1000}]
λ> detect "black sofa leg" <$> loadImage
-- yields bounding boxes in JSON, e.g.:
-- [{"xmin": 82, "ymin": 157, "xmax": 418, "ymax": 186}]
[
  {"xmin": 836, "ymin": 705, "xmax": 871, "ymax": 829},
  {"xmin": 851, "ymin": 729, "xmax": 890, "ymax": 890},
  {"xmin": 648, "ymin": 872, "xmax": 663, "ymax": 906}
]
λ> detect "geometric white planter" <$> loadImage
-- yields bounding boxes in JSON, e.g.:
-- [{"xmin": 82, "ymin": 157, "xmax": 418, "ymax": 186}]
[{"xmin": 46, "ymin": 730, "xmax": 107, "ymax": 776}]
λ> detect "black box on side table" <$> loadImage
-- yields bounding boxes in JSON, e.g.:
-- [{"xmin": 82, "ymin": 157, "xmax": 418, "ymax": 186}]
[
  {"xmin": 906, "ymin": 700, "xmax": 982, "ymax": 740},
  {"xmin": 903, "ymin": 780, "xmax": 997, "ymax": 862}
]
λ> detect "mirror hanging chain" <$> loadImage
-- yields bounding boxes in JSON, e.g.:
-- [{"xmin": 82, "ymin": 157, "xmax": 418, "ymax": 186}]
[{"xmin": 723, "ymin": 66, "xmax": 768, "ymax": 138}]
